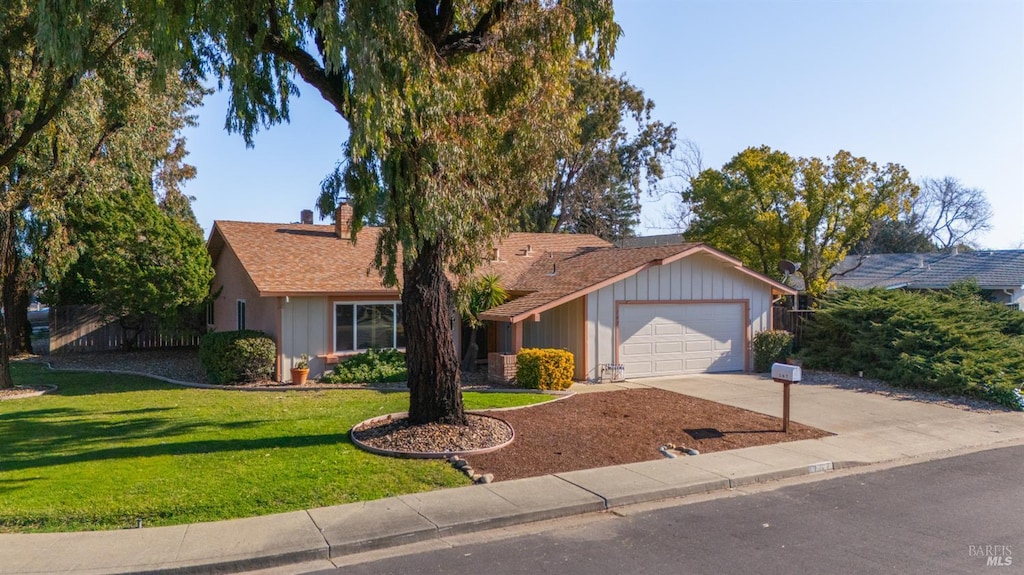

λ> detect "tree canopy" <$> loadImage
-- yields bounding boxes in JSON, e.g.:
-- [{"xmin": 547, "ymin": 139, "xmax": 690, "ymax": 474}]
[
  {"xmin": 174, "ymin": 0, "xmax": 620, "ymax": 424},
  {"xmin": 51, "ymin": 183, "xmax": 212, "ymax": 348},
  {"xmin": 1, "ymin": 2, "xmax": 203, "ymax": 386},
  {"xmin": 519, "ymin": 65, "xmax": 675, "ymax": 241},
  {"xmin": 854, "ymin": 176, "xmax": 992, "ymax": 254},
  {"xmin": 681, "ymin": 146, "xmax": 918, "ymax": 296},
  {"xmin": 31, "ymin": 1, "xmax": 618, "ymax": 423},
  {"xmin": 915, "ymin": 176, "xmax": 993, "ymax": 250},
  {"xmin": 855, "ymin": 217, "xmax": 936, "ymax": 254}
]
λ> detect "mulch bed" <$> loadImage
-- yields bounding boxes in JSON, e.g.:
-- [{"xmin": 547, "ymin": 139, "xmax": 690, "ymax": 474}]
[{"xmin": 466, "ymin": 388, "xmax": 830, "ymax": 481}]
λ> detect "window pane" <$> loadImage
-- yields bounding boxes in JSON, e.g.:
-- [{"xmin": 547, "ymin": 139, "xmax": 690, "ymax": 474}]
[
  {"xmin": 356, "ymin": 304, "xmax": 394, "ymax": 349},
  {"xmin": 336, "ymin": 304, "xmax": 354, "ymax": 351},
  {"xmin": 395, "ymin": 304, "xmax": 406, "ymax": 348}
]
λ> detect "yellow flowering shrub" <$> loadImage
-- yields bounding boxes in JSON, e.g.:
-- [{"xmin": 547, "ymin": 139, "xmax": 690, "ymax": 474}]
[{"xmin": 515, "ymin": 348, "xmax": 574, "ymax": 390}]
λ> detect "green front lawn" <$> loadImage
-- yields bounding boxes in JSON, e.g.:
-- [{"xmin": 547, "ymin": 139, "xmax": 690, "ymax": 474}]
[{"xmin": 0, "ymin": 363, "xmax": 552, "ymax": 533}]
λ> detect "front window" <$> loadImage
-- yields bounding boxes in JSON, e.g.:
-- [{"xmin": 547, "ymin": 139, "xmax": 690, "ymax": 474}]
[
  {"xmin": 335, "ymin": 302, "xmax": 405, "ymax": 352},
  {"xmin": 237, "ymin": 300, "xmax": 246, "ymax": 330}
]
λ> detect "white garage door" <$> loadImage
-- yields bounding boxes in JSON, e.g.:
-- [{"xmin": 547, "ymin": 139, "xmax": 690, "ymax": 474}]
[{"xmin": 618, "ymin": 303, "xmax": 745, "ymax": 378}]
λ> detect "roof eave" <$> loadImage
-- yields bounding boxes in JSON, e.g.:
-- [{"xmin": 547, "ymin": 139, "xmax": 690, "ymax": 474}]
[
  {"xmin": 660, "ymin": 244, "xmax": 796, "ymax": 296},
  {"xmin": 261, "ymin": 289, "xmax": 400, "ymax": 298}
]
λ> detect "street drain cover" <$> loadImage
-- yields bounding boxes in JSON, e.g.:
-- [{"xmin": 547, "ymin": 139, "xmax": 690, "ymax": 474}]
[{"xmin": 684, "ymin": 428, "xmax": 724, "ymax": 440}]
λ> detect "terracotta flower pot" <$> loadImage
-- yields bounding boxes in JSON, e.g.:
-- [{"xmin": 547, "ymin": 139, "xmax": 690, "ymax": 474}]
[{"xmin": 291, "ymin": 368, "xmax": 310, "ymax": 385}]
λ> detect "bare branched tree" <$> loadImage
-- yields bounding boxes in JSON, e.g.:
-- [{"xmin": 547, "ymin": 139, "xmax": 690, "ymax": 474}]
[
  {"xmin": 658, "ymin": 138, "xmax": 704, "ymax": 231},
  {"xmin": 915, "ymin": 177, "xmax": 993, "ymax": 250}
]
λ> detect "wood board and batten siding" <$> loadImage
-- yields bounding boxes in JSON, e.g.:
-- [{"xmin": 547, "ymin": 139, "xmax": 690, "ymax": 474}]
[
  {"xmin": 279, "ymin": 296, "xmax": 330, "ymax": 380},
  {"xmin": 585, "ymin": 253, "xmax": 773, "ymax": 380},
  {"xmin": 522, "ymin": 297, "xmax": 586, "ymax": 380}
]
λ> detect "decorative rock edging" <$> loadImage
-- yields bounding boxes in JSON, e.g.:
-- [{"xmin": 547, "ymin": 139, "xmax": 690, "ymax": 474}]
[
  {"xmin": 350, "ymin": 412, "xmax": 515, "ymax": 460},
  {"xmin": 659, "ymin": 443, "xmax": 699, "ymax": 458},
  {"xmin": 448, "ymin": 455, "xmax": 494, "ymax": 484},
  {"xmin": 0, "ymin": 384, "xmax": 58, "ymax": 400}
]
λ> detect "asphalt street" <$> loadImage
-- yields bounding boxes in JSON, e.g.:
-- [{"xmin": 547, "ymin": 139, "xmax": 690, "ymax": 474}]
[{"xmin": 314, "ymin": 445, "xmax": 1024, "ymax": 575}]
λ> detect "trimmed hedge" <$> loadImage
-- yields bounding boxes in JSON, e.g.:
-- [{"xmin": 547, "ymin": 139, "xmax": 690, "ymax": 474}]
[
  {"xmin": 752, "ymin": 330, "xmax": 794, "ymax": 372},
  {"xmin": 199, "ymin": 330, "xmax": 276, "ymax": 385},
  {"xmin": 320, "ymin": 348, "xmax": 407, "ymax": 384},
  {"xmin": 516, "ymin": 348, "xmax": 574, "ymax": 390},
  {"xmin": 801, "ymin": 287, "xmax": 1024, "ymax": 410}
]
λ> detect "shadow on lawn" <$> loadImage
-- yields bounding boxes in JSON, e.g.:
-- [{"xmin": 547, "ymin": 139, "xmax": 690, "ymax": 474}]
[
  {"xmin": 0, "ymin": 407, "xmax": 263, "ymax": 460},
  {"xmin": 0, "ymin": 433, "xmax": 353, "ymax": 473},
  {"xmin": 0, "ymin": 477, "xmax": 41, "ymax": 496}
]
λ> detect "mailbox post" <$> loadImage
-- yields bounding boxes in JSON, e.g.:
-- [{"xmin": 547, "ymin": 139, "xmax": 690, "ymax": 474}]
[{"xmin": 771, "ymin": 363, "xmax": 802, "ymax": 432}]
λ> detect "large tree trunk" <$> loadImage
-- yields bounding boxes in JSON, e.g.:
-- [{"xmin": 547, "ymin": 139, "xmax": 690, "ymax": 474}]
[
  {"xmin": 4, "ymin": 255, "xmax": 32, "ymax": 355},
  {"xmin": 0, "ymin": 210, "xmax": 16, "ymax": 388},
  {"xmin": 13, "ymin": 284, "xmax": 31, "ymax": 354},
  {"xmin": 403, "ymin": 239, "xmax": 466, "ymax": 426}
]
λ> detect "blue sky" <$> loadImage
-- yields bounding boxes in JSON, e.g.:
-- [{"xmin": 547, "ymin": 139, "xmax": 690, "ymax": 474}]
[{"xmin": 181, "ymin": 0, "xmax": 1023, "ymax": 249}]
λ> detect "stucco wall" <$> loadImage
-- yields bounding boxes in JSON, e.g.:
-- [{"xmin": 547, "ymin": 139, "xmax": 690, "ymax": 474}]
[
  {"xmin": 211, "ymin": 246, "xmax": 279, "ymax": 340},
  {"xmin": 210, "ymin": 246, "xmax": 281, "ymax": 378},
  {"xmin": 584, "ymin": 253, "xmax": 773, "ymax": 380}
]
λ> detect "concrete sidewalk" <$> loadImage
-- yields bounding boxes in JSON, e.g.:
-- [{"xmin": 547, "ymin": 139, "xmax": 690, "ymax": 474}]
[{"xmin": 2, "ymin": 375, "xmax": 1022, "ymax": 575}]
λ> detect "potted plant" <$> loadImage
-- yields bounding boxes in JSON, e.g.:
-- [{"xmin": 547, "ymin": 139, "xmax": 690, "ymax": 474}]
[{"xmin": 291, "ymin": 354, "xmax": 310, "ymax": 385}]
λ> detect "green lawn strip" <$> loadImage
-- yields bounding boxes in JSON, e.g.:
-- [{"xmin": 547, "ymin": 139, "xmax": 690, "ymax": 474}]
[{"xmin": 0, "ymin": 363, "xmax": 553, "ymax": 533}]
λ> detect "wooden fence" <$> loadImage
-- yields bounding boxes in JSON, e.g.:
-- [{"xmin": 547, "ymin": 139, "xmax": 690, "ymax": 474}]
[
  {"xmin": 772, "ymin": 307, "xmax": 815, "ymax": 350},
  {"xmin": 49, "ymin": 305, "xmax": 204, "ymax": 354}
]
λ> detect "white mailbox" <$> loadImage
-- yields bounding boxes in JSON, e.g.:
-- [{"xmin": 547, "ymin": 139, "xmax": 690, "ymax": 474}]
[{"xmin": 771, "ymin": 363, "xmax": 802, "ymax": 383}]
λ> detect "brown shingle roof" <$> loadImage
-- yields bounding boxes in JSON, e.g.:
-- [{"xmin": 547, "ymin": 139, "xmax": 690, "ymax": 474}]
[
  {"xmin": 208, "ymin": 221, "xmax": 793, "ymax": 309},
  {"xmin": 473, "ymin": 232, "xmax": 612, "ymax": 287},
  {"xmin": 208, "ymin": 222, "xmax": 611, "ymax": 296},
  {"xmin": 209, "ymin": 221, "xmax": 392, "ymax": 296},
  {"xmin": 480, "ymin": 244, "xmax": 700, "ymax": 321}
]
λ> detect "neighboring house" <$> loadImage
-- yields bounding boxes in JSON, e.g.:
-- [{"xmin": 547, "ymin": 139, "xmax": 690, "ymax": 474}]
[
  {"xmin": 207, "ymin": 205, "xmax": 795, "ymax": 382},
  {"xmin": 802, "ymin": 250, "xmax": 1024, "ymax": 309}
]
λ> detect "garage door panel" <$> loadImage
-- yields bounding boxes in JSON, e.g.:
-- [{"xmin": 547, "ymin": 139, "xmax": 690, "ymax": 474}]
[
  {"xmin": 655, "ymin": 341, "xmax": 683, "ymax": 354},
  {"xmin": 684, "ymin": 340, "xmax": 712, "ymax": 353},
  {"xmin": 654, "ymin": 323, "xmax": 684, "ymax": 336},
  {"xmin": 619, "ymin": 303, "xmax": 745, "ymax": 378},
  {"xmin": 655, "ymin": 359, "xmax": 684, "ymax": 373},
  {"xmin": 621, "ymin": 342, "xmax": 652, "ymax": 357}
]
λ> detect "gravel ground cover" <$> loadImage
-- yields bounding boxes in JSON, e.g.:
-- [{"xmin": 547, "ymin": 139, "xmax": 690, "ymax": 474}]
[{"xmin": 353, "ymin": 413, "xmax": 513, "ymax": 454}]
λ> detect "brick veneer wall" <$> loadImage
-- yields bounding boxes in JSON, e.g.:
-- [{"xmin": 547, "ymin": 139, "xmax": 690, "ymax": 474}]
[{"xmin": 488, "ymin": 352, "xmax": 517, "ymax": 384}]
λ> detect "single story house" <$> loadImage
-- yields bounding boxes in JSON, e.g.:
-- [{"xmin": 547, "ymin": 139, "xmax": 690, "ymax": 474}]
[
  {"xmin": 207, "ymin": 205, "xmax": 795, "ymax": 382},
  {"xmin": 804, "ymin": 250, "xmax": 1024, "ymax": 309}
]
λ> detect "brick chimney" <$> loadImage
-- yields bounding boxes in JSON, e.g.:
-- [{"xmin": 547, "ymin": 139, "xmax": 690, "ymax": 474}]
[
  {"xmin": 300, "ymin": 209, "xmax": 313, "ymax": 225},
  {"xmin": 335, "ymin": 202, "xmax": 354, "ymax": 239}
]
